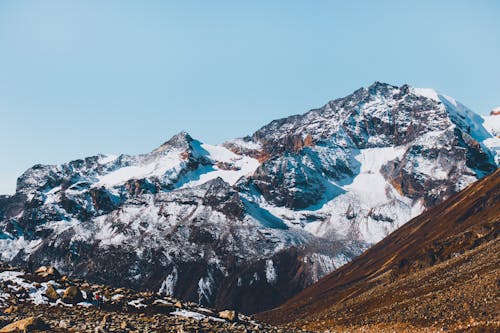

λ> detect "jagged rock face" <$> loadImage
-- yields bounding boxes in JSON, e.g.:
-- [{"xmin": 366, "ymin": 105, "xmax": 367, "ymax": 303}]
[
  {"xmin": 242, "ymin": 83, "xmax": 496, "ymax": 210},
  {"xmin": 0, "ymin": 82, "xmax": 497, "ymax": 314},
  {"xmin": 252, "ymin": 83, "xmax": 451, "ymax": 153},
  {"xmin": 251, "ymin": 147, "xmax": 355, "ymax": 209}
]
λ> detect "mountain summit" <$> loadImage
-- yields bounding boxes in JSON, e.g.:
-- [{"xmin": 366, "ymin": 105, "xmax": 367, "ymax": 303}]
[{"xmin": 0, "ymin": 82, "xmax": 497, "ymax": 313}]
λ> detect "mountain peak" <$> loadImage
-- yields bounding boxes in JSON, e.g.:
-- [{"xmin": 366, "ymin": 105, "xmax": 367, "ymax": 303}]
[
  {"xmin": 367, "ymin": 81, "xmax": 398, "ymax": 94},
  {"xmin": 153, "ymin": 131, "xmax": 194, "ymax": 153}
]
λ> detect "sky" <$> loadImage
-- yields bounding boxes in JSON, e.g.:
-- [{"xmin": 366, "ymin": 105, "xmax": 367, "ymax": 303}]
[{"xmin": 0, "ymin": 0, "xmax": 499, "ymax": 194}]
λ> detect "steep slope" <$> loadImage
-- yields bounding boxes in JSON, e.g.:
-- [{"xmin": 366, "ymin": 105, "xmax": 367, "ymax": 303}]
[
  {"xmin": 258, "ymin": 169, "xmax": 500, "ymax": 332},
  {"xmin": 0, "ymin": 82, "xmax": 497, "ymax": 314}
]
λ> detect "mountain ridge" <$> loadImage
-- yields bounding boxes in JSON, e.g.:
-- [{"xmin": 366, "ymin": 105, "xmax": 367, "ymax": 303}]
[{"xmin": 0, "ymin": 81, "xmax": 497, "ymax": 314}]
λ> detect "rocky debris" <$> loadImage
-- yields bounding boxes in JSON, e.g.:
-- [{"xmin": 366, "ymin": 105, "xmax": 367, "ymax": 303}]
[
  {"xmin": 34, "ymin": 266, "xmax": 60, "ymax": 280},
  {"xmin": 0, "ymin": 263, "xmax": 310, "ymax": 333}
]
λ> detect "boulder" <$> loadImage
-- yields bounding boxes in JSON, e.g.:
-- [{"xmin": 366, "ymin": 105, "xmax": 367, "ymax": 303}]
[
  {"xmin": 218, "ymin": 310, "xmax": 237, "ymax": 321},
  {"xmin": 44, "ymin": 284, "xmax": 59, "ymax": 301},
  {"xmin": 0, "ymin": 317, "xmax": 47, "ymax": 332},
  {"xmin": 34, "ymin": 266, "xmax": 47, "ymax": 274},
  {"xmin": 62, "ymin": 286, "xmax": 83, "ymax": 304},
  {"xmin": 46, "ymin": 266, "xmax": 61, "ymax": 278}
]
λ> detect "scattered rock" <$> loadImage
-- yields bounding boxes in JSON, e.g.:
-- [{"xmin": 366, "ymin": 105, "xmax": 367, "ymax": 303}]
[
  {"xmin": 0, "ymin": 264, "xmax": 309, "ymax": 333},
  {"xmin": 34, "ymin": 265, "xmax": 61, "ymax": 279}
]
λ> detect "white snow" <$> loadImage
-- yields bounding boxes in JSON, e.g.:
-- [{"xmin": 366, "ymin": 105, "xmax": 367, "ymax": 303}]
[
  {"xmin": 251, "ymin": 146, "xmax": 421, "ymax": 245},
  {"xmin": 197, "ymin": 274, "xmax": 214, "ymax": 304},
  {"xmin": 92, "ymin": 141, "xmax": 259, "ymax": 191},
  {"xmin": 158, "ymin": 267, "xmax": 178, "ymax": 296},
  {"xmin": 128, "ymin": 298, "xmax": 147, "ymax": 308},
  {"xmin": 99, "ymin": 154, "xmax": 118, "ymax": 164},
  {"xmin": 225, "ymin": 138, "xmax": 262, "ymax": 150},
  {"xmin": 0, "ymin": 237, "xmax": 43, "ymax": 261},
  {"xmin": 483, "ymin": 114, "xmax": 500, "ymax": 164},
  {"xmin": 265, "ymin": 259, "xmax": 277, "ymax": 284},
  {"xmin": 0, "ymin": 271, "xmax": 60, "ymax": 305},
  {"xmin": 171, "ymin": 309, "xmax": 207, "ymax": 321},
  {"xmin": 171, "ymin": 309, "xmax": 225, "ymax": 322},
  {"xmin": 179, "ymin": 143, "xmax": 259, "ymax": 188},
  {"xmin": 483, "ymin": 114, "xmax": 500, "ymax": 136},
  {"xmin": 414, "ymin": 87, "xmax": 493, "ymax": 143},
  {"xmin": 412, "ymin": 87, "xmax": 440, "ymax": 102},
  {"xmin": 95, "ymin": 151, "xmax": 184, "ymax": 188},
  {"xmin": 345, "ymin": 147, "xmax": 406, "ymax": 205}
]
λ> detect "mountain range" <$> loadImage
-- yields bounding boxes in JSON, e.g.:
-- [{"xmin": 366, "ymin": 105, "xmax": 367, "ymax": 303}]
[{"xmin": 0, "ymin": 82, "xmax": 498, "ymax": 314}]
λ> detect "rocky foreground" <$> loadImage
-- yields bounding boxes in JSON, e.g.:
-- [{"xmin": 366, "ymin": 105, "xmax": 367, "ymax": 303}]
[{"xmin": 0, "ymin": 263, "xmax": 309, "ymax": 333}]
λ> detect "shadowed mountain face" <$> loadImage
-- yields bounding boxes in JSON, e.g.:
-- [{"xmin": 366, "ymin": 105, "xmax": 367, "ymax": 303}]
[
  {"xmin": 0, "ymin": 82, "xmax": 497, "ymax": 314},
  {"xmin": 258, "ymin": 169, "xmax": 500, "ymax": 331}
]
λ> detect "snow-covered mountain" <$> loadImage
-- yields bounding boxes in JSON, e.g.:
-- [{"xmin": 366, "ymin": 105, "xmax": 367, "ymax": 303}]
[{"xmin": 0, "ymin": 82, "xmax": 497, "ymax": 313}]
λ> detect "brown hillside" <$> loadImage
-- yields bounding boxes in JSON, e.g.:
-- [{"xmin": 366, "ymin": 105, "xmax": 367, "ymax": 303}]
[{"xmin": 258, "ymin": 169, "xmax": 500, "ymax": 332}]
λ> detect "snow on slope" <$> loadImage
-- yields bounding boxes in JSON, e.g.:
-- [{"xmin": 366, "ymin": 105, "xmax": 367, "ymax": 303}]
[
  {"xmin": 93, "ymin": 141, "xmax": 259, "ymax": 190},
  {"xmin": 483, "ymin": 112, "xmax": 500, "ymax": 164},
  {"xmin": 413, "ymin": 87, "xmax": 492, "ymax": 141},
  {"xmin": 414, "ymin": 87, "xmax": 499, "ymax": 165},
  {"xmin": 304, "ymin": 147, "xmax": 422, "ymax": 243},
  {"xmin": 179, "ymin": 143, "xmax": 260, "ymax": 188},
  {"xmin": 483, "ymin": 112, "xmax": 500, "ymax": 136},
  {"xmin": 95, "ymin": 151, "xmax": 185, "ymax": 188},
  {"xmin": 248, "ymin": 147, "xmax": 422, "ymax": 244}
]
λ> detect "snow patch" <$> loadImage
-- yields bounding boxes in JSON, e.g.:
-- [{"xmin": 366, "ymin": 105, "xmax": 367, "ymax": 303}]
[
  {"xmin": 95, "ymin": 151, "xmax": 185, "ymax": 188},
  {"xmin": 159, "ymin": 267, "xmax": 178, "ymax": 296},
  {"xmin": 128, "ymin": 298, "xmax": 147, "ymax": 308},
  {"xmin": 179, "ymin": 143, "xmax": 259, "ymax": 188},
  {"xmin": 265, "ymin": 259, "xmax": 277, "ymax": 284}
]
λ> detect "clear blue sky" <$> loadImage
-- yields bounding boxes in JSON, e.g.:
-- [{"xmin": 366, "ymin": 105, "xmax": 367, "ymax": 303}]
[{"xmin": 1, "ymin": 0, "xmax": 499, "ymax": 194}]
